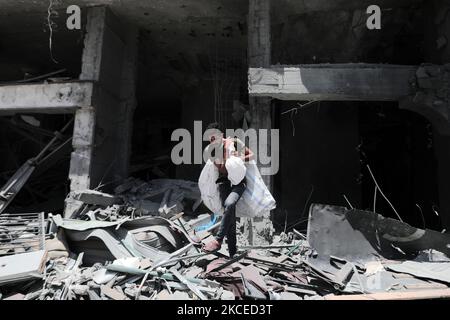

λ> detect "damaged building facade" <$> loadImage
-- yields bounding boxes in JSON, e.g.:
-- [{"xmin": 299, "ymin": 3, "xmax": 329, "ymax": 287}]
[{"xmin": 1, "ymin": 0, "xmax": 450, "ymax": 301}]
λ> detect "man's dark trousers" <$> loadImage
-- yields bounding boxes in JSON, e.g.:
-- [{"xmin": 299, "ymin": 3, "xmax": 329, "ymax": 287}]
[{"xmin": 216, "ymin": 178, "xmax": 246, "ymax": 257}]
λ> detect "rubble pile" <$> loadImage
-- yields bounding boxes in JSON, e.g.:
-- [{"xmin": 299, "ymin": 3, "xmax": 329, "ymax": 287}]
[
  {"xmin": 0, "ymin": 225, "xmax": 322, "ymax": 300},
  {"xmin": 2, "ymin": 180, "xmax": 450, "ymax": 300},
  {"xmin": 71, "ymin": 178, "xmax": 203, "ymax": 221}
]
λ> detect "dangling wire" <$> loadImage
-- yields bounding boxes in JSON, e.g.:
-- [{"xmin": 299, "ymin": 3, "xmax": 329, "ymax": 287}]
[
  {"xmin": 281, "ymin": 100, "xmax": 318, "ymax": 137},
  {"xmin": 366, "ymin": 164, "xmax": 403, "ymax": 222},
  {"xmin": 47, "ymin": 0, "xmax": 59, "ymax": 64}
]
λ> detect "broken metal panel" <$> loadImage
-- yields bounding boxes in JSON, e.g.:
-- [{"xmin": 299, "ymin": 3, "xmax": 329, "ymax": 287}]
[
  {"xmin": 51, "ymin": 214, "xmax": 129, "ymax": 231},
  {"xmin": 53, "ymin": 214, "xmax": 189, "ymax": 265},
  {"xmin": 65, "ymin": 228, "xmax": 134, "ymax": 263},
  {"xmin": 307, "ymin": 204, "xmax": 450, "ymax": 263},
  {"xmin": 0, "ymin": 212, "xmax": 46, "ymax": 256}
]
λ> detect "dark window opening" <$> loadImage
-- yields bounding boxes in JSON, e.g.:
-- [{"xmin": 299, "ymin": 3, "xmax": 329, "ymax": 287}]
[
  {"xmin": 130, "ymin": 97, "xmax": 182, "ymax": 181},
  {"xmin": 272, "ymin": 101, "xmax": 441, "ymax": 233},
  {"xmin": 359, "ymin": 103, "xmax": 440, "ymax": 230},
  {"xmin": 0, "ymin": 114, "xmax": 74, "ymax": 214}
]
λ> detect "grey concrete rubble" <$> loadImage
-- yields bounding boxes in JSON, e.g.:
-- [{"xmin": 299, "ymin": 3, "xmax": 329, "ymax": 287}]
[
  {"xmin": 2, "ymin": 200, "xmax": 450, "ymax": 300},
  {"xmin": 0, "ymin": 250, "xmax": 47, "ymax": 285}
]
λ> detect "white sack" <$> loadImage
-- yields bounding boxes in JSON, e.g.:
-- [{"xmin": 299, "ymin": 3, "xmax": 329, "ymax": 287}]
[
  {"xmin": 198, "ymin": 160, "xmax": 224, "ymax": 215},
  {"xmin": 225, "ymin": 156, "xmax": 247, "ymax": 186},
  {"xmin": 198, "ymin": 160, "xmax": 276, "ymax": 218}
]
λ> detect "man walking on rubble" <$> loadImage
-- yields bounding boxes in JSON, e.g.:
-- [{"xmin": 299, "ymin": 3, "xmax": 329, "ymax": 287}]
[{"xmin": 201, "ymin": 122, "xmax": 254, "ymax": 258}]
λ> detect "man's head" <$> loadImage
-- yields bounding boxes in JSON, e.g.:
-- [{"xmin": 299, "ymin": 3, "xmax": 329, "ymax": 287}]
[{"xmin": 205, "ymin": 122, "xmax": 224, "ymax": 144}]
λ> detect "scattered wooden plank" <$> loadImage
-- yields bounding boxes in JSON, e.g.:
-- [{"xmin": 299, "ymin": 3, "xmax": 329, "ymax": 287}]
[{"xmin": 325, "ymin": 288, "xmax": 450, "ymax": 300}]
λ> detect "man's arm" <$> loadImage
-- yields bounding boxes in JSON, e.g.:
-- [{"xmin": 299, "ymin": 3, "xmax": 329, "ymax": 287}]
[{"xmin": 235, "ymin": 138, "xmax": 254, "ymax": 162}]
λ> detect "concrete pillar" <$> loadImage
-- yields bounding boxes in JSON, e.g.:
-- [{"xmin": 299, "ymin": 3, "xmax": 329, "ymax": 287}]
[
  {"xmin": 248, "ymin": 0, "xmax": 272, "ymax": 191},
  {"xmin": 247, "ymin": 0, "xmax": 274, "ymax": 243},
  {"xmin": 117, "ymin": 25, "xmax": 139, "ymax": 180},
  {"xmin": 69, "ymin": 106, "xmax": 96, "ymax": 191},
  {"xmin": 65, "ymin": 6, "xmax": 138, "ymax": 217}
]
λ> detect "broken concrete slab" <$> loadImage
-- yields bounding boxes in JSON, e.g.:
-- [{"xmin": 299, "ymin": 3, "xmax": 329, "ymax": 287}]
[
  {"xmin": 0, "ymin": 250, "xmax": 47, "ymax": 284},
  {"xmin": 0, "ymin": 82, "xmax": 94, "ymax": 114},
  {"xmin": 73, "ymin": 190, "xmax": 120, "ymax": 207}
]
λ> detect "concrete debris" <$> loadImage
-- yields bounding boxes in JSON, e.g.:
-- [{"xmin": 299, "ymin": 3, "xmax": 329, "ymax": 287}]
[
  {"xmin": 72, "ymin": 190, "xmax": 121, "ymax": 207},
  {"xmin": 68, "ymin": 178, "xmax": 203, "ymax": 221},
  {"xmin": 2, "ymin": 197, "xmax": 450, "ymax": 300},
  {"xmin": 0, "ymin": 250, "xmax": 47, "ymax": 285}
]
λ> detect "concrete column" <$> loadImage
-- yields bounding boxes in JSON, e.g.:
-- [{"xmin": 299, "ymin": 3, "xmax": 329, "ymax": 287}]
[
  {"xmin": 247, "ymin": 0, "xmax": 274, "ymax": 243},
  {"xmin": 69, "ymin": 106, "xmax": 96, "ymax": 191},
  {"xmin": 67, "ymin": 7, "xmax": 106, "ymax": 203},
  {"xmin": 117, "ymin": 25, "xmax": 139, "ymax": 180},
  {"xmin": 65, "ymin": 6, "xmax": 138, "ymax": 217},
  {"xmin": 248, "ymin": 0, "xmax": 272, "ymax": 190}
]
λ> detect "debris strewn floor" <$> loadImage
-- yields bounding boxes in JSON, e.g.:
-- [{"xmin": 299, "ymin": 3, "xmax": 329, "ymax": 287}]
[{"xmin": 1, "ymin": 181, "xmax": 450, "ymax": 300}]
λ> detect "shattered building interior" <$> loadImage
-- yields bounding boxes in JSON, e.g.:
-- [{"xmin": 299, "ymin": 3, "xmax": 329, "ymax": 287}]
[{"xmin": 1, "ymin": 0, "xmax": 450, "ymax": 302}]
